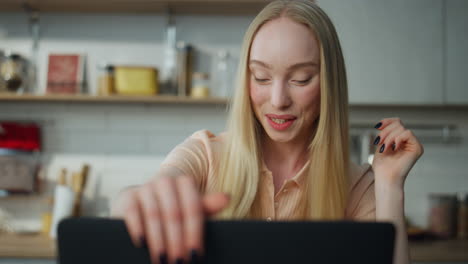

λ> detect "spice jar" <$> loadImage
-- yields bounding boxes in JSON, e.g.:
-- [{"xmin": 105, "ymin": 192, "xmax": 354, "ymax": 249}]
[
  {"xmin": 191, "ymin": 72, "xmax": 210, "ymax": 98},
  {"xmin": 428, "ymin": 193, "xmax": 458, "ymax": 238},
  {"xmin": 97, "ymin": 64, "xmax": 115, "ymax": 96}
]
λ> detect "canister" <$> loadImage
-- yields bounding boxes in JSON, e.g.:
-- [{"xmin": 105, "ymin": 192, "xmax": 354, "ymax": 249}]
[{"xmin": 114, "ymin": 66, "xmax": 158, "ymax": 95}]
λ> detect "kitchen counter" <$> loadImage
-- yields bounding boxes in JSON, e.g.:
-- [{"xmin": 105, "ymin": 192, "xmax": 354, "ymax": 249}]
[
  {"xmin": 0, "ymin": 233, "xmax": 55, "ymax": 259},
  {"xmin": 409, "ymin": 239, "xmax": 468, "ymax": 262},
  {"xmin": 0, "ymin": 233, "xmax": 466, "ymax": 262}
]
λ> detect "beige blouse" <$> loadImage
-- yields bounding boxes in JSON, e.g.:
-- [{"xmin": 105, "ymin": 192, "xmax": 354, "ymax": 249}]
[{"xmin": 158, "ymin": 130, "xmax": 376, "ymax": 221}]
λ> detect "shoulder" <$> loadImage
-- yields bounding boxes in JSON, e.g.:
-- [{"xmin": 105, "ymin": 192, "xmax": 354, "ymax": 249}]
[
  {"xmin": 188, "ymin": 129, "xmax": 226, "ymax": 144},
  {"xmin": 185, "ymin": 129, "xmax": 226, "ymax": 155},
  {"xmin": 168, "ymin": 129, "xmax": 226, "ymax": 166}
]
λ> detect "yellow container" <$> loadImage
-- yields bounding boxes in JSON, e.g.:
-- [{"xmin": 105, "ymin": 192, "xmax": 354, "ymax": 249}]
[{"xmin": 114, "ymin": 66, "xmax": 158, "ymax": 95}]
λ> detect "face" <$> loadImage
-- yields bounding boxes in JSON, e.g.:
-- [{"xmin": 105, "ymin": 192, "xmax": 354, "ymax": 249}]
[{"xmin": 249, "ymin": 17, "xmax": 321, "ymax": 145}]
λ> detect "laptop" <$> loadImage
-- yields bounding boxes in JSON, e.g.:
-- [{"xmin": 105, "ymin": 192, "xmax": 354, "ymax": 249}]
[{"xmin": 58, "ymin": 217, "xmax": 395, "ymax": 264}]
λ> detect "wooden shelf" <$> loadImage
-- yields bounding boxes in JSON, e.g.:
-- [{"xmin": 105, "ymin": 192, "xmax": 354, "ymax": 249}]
[
  {"xmin": 0, "ymin": 93, "xmax": 229, "ymax": 105},
  {"xmin": 0, "ymin": 0, "xmax": 271, "ymax": 15}
]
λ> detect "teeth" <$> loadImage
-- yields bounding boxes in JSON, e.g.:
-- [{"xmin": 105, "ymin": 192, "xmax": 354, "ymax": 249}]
[{"xmin": 271, "ymin": 118, "xmax": 286, "ymax": 124}]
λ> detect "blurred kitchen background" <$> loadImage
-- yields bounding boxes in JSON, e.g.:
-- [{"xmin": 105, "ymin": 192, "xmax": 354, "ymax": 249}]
[{"xmin": 0, "ymin": 0, "xmax": 467, "ymax": 263}]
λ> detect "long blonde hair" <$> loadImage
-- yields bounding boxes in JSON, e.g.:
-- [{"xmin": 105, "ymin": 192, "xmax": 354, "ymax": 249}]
[{"xmin": 217, "ymin": 0, "xmax": 349, "ymax": 220}]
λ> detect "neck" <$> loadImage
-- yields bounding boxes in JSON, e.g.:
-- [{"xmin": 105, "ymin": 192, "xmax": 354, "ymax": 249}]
[{"xmin": 262, "ymin": 132, "xmax": 310, "ymax": 175}]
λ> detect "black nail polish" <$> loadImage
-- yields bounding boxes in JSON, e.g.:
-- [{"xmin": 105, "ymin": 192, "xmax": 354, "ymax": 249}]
[
  {"xmin": 175, "ymin": 258, "xmax": 184, "ymax": 264},
  {"xmin": 140, "ymin": 237, "xmax": 146, "ymax": 248},
  {"xmin": 392, "ymin": 143, "xmax": 396, "ymax": 151},
  {"xmin": 159, "ymin": 253, "xmax": 168, "ymax": 264},
  {"xmin": 379, "ymin": 144, "xmax": 385, "ymax": 153},
  {"xmin": 374, "ymin": 122, "xmax": 382, "ymax": 129},
  {"xmin": 190, "ymin": 249, "xmax": 199, "ymax": 264},
  {"xmin": 373, "ymin": 136, "xmax": 380, "ymax": 145}
]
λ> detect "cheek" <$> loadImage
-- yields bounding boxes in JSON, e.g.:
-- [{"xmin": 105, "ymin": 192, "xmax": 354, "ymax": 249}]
[
  {"xmin": 300, "ymin": 77, "xmax": 321, "ymax": 117},
  {"xmin": 249, "ymin": 81, "xmax": 268, "ymax": 107}
]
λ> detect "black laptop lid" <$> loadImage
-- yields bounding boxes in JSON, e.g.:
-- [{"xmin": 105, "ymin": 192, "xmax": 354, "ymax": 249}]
[{"xmin": 58, "ymin": 217, "xmax": 395, "ymax": 264}]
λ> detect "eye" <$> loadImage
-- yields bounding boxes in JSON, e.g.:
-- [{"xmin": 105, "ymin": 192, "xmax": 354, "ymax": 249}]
[
  {"xmin": 292, "ymin": 77, "xmax": 312, "ymax": 85},
  {"xmin": 254, "ymin": 77, "xmax": 270, "ymax": 84}
]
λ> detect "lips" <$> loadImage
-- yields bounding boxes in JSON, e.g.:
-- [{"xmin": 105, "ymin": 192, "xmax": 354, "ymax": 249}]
[
  {"xmin": 265, "ymin": 114, "xmax": 296, "ymax": 131},
  {"xmin": 265, "ymin": 114, "xmax": 296, "ymax": 120}
]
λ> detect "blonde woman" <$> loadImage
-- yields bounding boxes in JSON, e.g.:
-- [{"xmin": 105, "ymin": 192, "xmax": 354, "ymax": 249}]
[{"xmin": 112, "ymin": 1, "xmax": 423, "ymax": 264}]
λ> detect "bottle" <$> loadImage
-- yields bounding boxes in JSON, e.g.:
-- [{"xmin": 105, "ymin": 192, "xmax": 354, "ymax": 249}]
[
  {"xmin": 0, "ymin": 49, "xmax": 5, "ymax": 92},
  {"xmin": 212, "ymin": 50, "xmax": 234, "ymax": 98},
  {"xmin": 97, "ymin": 63, "xmax": 114, "ymax": 96},
  {"xmin": 176, "ymin": 41, "xmax": 193, "ymax": 97},
  {"xmin": 458, "ymin": 193, "xmax": 468, "ymax": 239},
  {"xmin": 160, "ymin": 18, "xmax": 177, "ymax": 95},
  {"xmin": 49, "ymin": 168, "xmax": 75, "ymax": 239}
]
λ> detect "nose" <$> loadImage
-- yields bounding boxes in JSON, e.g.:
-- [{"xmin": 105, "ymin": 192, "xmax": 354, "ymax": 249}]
[{"xmin": 270, "ymin": 80, "xmax": 292, "ymax": 109}]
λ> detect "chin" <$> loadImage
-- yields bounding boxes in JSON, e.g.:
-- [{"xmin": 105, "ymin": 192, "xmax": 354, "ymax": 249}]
[{"xmin": 264, "ymin": 128, "xmax": 297, "ymax": 143}]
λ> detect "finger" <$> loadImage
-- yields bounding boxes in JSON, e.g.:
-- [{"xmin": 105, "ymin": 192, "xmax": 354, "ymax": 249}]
[
  {"xmin": 378, "ymin": 125, "xmax": 405, "ymax": 154},
  {"xmin": 155, "ymin": 176, "xmax": 185, "ymax": 263},
  {"xmin": 202, "ymin": 193, "xmax": 231, "ymax": 215},
  {"xmin": 140, "ymin": 184, "xmax": 166, "ymax": 264},
  {"xmin": 373, "ymin": 121, "xmax": 403, "ymax": 147},
  {"xmin": 123, "ymin": 191, "xmax": 145, "ymax": 248},
  {"xmin": 374, "ymin": 117, "xmax": 403, "ymax": 131},
  {"xmin": 176, "ymin": 175, "xmax": 204, "ymax": 257},
  {"xmin": 394, "ymin": 129, "xmax": 424, "ymax": 156}
]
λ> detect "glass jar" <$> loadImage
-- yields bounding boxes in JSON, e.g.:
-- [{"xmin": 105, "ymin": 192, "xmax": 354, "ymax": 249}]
[
  {"xmin": 191, "ymin": 72, "xmax": 210, "ymax": 98},
  {"xmin": 428, "ymin": 193, "xmax": 458, "ymax": 238},
  {"xmin": 0, "ymin": 53, "xmax": 29, "ymax": 93},
  {"xmin": 212, "ymin": 50, "xmax": 234, "ymax": 98}
]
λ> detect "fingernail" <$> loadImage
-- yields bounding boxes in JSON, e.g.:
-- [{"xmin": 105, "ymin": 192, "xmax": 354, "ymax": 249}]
[
  {"xmin": 374, "ymin": 122, "xmax": 382, "ymax": 129},
  {"xmin": 379, "ymin": 144, "xmax": 385, "ymax": 153},
  {"xmin": 159, "ymin": 253, "xmax": 168, "ymax": 264},
  {"xmin": 189, "ymin": 250, "xmax": 199, "ymax": 264},
  {"xmin": 175, "ymin": 258, "xmax": 184, "ymax": 264},
  {"xmin": 140, "ymin": 237, "xmax": 146, "ymax": 248},
  {"xmin": 373, "ymin": 136, "xmax": 380, "ymax": 145},
  {"xmin": 392, "ymin": 143, "xmax": 396, "ymax": 151}
]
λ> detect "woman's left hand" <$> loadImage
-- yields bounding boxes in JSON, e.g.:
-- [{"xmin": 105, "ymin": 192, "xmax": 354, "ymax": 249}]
[{"xmin": 371, "ymin": 118, "xmax": 424, "ymax": 188}]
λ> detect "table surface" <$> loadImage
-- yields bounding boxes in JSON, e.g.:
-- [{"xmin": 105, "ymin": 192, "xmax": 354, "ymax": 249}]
[{"xmin": 0, "ymin": 233, "xmax": 466, "ymax": 262}]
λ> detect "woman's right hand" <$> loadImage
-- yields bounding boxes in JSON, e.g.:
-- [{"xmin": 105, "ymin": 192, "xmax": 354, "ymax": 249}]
[{"xmin": 111, "ymin": 175, "xmax": 230, "ymax": 264}]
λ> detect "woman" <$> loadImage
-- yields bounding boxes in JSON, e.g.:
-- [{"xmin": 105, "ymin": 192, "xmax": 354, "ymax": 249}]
[{"xmin": 112, "ymin": 1, "xmax": 423, "ymax": 264}]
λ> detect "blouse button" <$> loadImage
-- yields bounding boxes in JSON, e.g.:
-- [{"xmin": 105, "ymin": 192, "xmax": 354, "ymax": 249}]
[
  {"xmin": 282, "ymin": 188, "xmax": 288, "ymax": 193},
  {"xmin": 266, "ymin": 217, "xmax": 272, "ymax": 221}
]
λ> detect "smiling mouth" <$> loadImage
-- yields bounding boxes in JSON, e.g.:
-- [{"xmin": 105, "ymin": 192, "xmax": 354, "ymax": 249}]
[{"xmin": 270, "ymin": 117, "xmax": 287, "ymax": 124}]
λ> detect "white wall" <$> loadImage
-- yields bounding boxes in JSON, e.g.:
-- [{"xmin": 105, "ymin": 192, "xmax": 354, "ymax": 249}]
[{"xmin": 0, "ymin": 11, "xmax": 467, "ymax": 232}]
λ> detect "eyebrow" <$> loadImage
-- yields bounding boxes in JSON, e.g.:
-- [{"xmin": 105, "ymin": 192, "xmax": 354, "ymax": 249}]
[{"xmin": 249, "ymin": 60, "xmax": 319, "ymax": 70}]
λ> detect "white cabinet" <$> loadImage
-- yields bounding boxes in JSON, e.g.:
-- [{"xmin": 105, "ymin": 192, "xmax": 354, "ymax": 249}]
[
  {"xmin": 446, "ymin": 0, "xmax": 468, "ymax": 104},
  {"xmin": 318, "ymin": 0, "xmax": 444, "ymax": 104}
]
